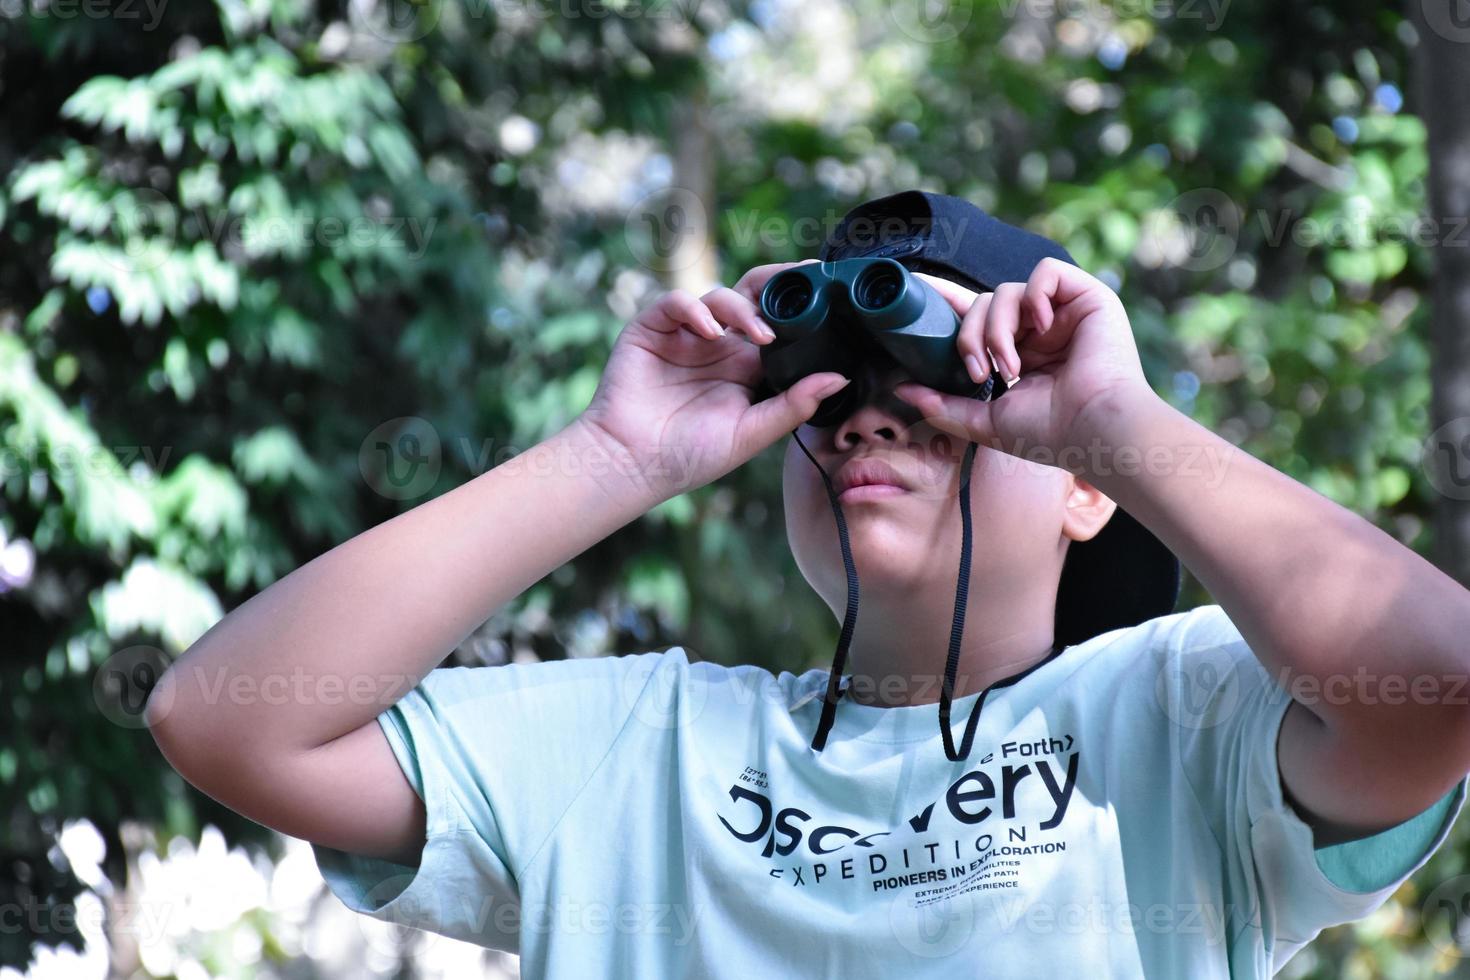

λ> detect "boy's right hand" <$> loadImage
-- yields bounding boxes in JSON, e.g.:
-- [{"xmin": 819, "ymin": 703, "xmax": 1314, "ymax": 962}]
[{"xmin": 576, "ymin": 262, "xmax": 850, "ymax": 503}]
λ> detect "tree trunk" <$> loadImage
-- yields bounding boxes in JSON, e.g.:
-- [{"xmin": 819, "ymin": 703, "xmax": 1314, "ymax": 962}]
[
  {"xmin": 1412, "ymin": 6, "xmax": 1470, "ymax": 586},
  {"xmin": 670, "ymin": 81, "xmax": 719, "ymax": 296}
]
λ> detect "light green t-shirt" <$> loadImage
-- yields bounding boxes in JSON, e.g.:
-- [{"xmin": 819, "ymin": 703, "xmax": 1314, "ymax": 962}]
[{"xmin": 313, "ymin": 604, "xmax": 1464, "ymax": 978}]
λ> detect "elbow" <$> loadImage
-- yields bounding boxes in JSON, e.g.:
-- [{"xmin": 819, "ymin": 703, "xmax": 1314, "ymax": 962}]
[
  {"xmin": 145, "ymin": 661, "xmax": 224, "ymax": 783},
  {"xmin": 145, "ymin": 664, "xmax": 193, "ymax": 772}
]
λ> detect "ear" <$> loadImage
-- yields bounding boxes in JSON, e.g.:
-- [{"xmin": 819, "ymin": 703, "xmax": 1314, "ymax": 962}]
[{"xmin": 1061, "ymin": 474, "xmax": 1118, "ymax": 544}]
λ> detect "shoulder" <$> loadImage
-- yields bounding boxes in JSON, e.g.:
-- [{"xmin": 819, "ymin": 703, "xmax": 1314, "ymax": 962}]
[
  {"xmin": 1061, "ymin": 605, "xmax": 1275, "ymax": 720},
  {"xmin": 658, "ymin": 648, "xmax": 831, "ymax": 712},
  {"xmin": 1059, "ymin": 604, "xmax": 1247, "ymax": 682},
  {"xmin": 411, "ymin": 648, "xmax": 824, "ymax": 719}
]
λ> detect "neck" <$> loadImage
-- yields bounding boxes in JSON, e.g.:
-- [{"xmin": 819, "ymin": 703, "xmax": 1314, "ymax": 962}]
[{"xmin": 837, "ymin": 580, "xmax": 1060, "ymax": 708}]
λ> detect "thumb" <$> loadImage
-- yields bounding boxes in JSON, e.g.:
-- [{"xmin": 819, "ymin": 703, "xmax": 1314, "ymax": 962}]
[
  {"xmin": 892, "ymin": 382, "xmax": 1000, "ymax": 448},
  {"xmin": 734, "ymin": 372, "xmax": 851, "ymax": 457}
]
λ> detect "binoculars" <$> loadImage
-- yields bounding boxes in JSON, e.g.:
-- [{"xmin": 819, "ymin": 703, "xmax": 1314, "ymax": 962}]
[{"xmin": 756, "ymin": 258, "xmax": 1006, "ymax": 428}]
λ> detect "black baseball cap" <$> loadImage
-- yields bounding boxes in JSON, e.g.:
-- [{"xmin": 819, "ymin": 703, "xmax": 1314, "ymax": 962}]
[{"xmin": 798, "ymin": 190, "xmax": 1182, "ymax": 761}]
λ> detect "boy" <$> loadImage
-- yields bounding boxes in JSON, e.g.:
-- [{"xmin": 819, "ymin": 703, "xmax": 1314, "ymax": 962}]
[{"xmin": 148, "ymin": 191, "xmax": 1469, "ymax": 977}]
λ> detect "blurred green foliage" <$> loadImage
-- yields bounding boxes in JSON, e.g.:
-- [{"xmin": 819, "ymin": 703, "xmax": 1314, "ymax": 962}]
[{"xmin": 0, "ymin": 0, "xmax": 1464, "ymax": 975}]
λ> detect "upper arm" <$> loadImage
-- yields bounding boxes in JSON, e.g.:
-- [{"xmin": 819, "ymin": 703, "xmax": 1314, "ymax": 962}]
[
  {"xmin": 1166, "ymin": 605, "xmax": 1465, "ymax": 962},
  {"xmin": 276, "ymin": 722, "xmax": 428, "ymax": 866},
  {"xmin": 152, "ymin": 706, "xmax": 428, "ymax": 867},
  {"xmin": 1277, "ymin": 697, "xmax": 1468, "ymax": 846}
]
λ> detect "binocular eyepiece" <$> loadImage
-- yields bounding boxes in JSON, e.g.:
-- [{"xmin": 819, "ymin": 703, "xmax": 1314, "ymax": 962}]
[{"xmin": 756, "ymin": 257, "xmax": 1004, "ymax": 428}]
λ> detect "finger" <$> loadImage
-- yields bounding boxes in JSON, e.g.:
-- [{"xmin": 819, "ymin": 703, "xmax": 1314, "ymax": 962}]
[
  {"xmin": 956, "ymin": 292, "xmax": 995, "ymax": 384},
  {"xmin": 1023, "ymin": 256, "xmax": 1122, "ymax": 353},
  {"xmin": 701, "ymin": 285, "xmax": 776, "ymax": 343},
  {"xmin": 645, "ymin": 289, "xmax": 724, "ymax": 340},
  {"xmin": 983, "ymin": 282, "xmax": 1028, "ymax": 384},
  {"xmin": 914, "ymin": 271, "xmax": 981, "ymax": 318},
  {"xmin": 1021, "ymin": 256, "xmax": 1094, "ymax": 359},
  {"xmin": 1030, "ymin": 255, "xmax": 1110, "ymax": 309},
  {"xmin": 892, "ymin": 381, "xmax": 999, "ymax": 449},
  {"xmin": 1022, "ymin": 262, "xmax": 1058, "ymax": 337},
  {"xmin": 736, "ymin": 372, "xmax": 851, "ymax": 459},
  {"xmin": 732, "ymin": 259, "xmax": 821, "ymax": 305}
]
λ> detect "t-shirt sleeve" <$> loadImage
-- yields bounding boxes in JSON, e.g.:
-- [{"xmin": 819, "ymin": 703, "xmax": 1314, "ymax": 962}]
[
  {"xmin": 1162, "ymin": 604, "xmax": 1466, "ymax": 967},
  {"xmin": 310, "ymin": 650, "xmax": 668, "ymax": 951}
]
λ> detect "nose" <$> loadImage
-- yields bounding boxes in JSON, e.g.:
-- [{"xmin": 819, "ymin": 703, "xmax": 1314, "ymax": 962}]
[{"xmin": 831, "ymin": 390, "xmax": 918, "ymax": 451}]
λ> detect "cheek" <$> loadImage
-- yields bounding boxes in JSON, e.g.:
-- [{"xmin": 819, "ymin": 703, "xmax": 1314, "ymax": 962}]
[
  {"xmin": 965, "ymin": 455, "xmax": 1069, "ymax": 544},
  {"xmin": 782, "ymin": 447, "xmax": 831, "ymax": 587},
  {"xmin": 782, "ymin": 444, "xmax": 823, "ymax": 546}
]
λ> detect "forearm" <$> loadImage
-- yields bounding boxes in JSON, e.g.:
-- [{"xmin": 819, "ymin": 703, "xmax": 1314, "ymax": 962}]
[
  {"xmin": 150, "ymin": 417, "xmax": 662, "ymax": 757},
  {"xmin": 1077, "ymin": 389, "xmax": 1470, "ymax": 736}
]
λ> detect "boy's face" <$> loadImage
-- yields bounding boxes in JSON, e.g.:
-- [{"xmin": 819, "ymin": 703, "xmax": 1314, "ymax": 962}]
[{"xmin": 781, "ymin": 358, "xmax": 1098, "ymax": 616}]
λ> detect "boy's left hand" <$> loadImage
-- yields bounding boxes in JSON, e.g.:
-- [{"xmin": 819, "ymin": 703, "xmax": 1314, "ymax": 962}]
[{"xmin": 893, "ymin": 257, "xmax": 1161, "ymax": 473}]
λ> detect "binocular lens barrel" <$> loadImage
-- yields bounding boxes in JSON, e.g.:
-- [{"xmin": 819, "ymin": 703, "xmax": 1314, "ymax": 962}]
[
  {"xmin": 851, "ymin": 262, "xmax": 905, "ymax": 313},
  {"xmin": 764, "ymin": 274, "xmax": 816, "ymax": 321}
]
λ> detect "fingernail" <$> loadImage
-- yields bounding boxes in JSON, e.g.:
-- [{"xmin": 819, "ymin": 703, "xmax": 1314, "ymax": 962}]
[
  {"xmin": 893, "ymin": 383, "xmax": 926, "ymax": 404},
  {"xmin": 964, "ymin": 354, "xmax": 984, "ymax": 384},
  {"xmin": 817, "ymin": 377, "xmax": 851, "ymax": 398}
]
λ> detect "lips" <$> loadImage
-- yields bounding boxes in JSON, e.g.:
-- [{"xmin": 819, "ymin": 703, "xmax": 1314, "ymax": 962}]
[{"xmin": 834, "ymin": 457, "xmax": 911, "ymax": 497}]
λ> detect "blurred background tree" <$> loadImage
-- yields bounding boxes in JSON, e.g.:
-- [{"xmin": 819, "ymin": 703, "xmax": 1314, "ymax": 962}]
[{"xmin": 3, "ymin": 0, "xmax": 1468, "ymax": 976}]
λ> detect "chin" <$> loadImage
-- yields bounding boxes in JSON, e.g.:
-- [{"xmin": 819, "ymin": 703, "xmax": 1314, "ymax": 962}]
[{"xmin": 822, "ymin": 518, "xmax": 930, "ymax": 589}]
